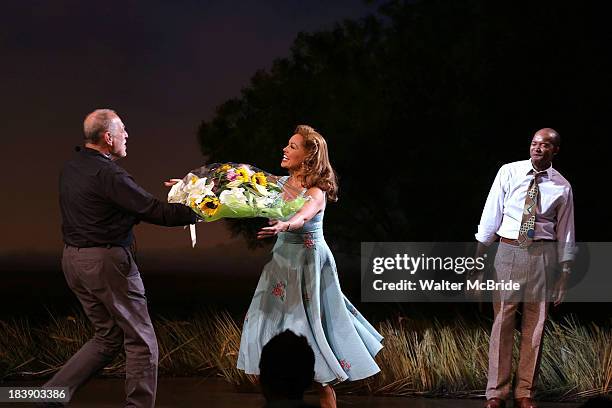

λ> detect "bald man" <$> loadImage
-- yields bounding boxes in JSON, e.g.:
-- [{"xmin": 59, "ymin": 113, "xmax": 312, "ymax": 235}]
[
  {"xmin": 44, "ymin": 109, "xmax": 196, "ymax": 407},
  {"xmin": 475, "ymin": 128, "xmax": 575, "ymax": 408}
]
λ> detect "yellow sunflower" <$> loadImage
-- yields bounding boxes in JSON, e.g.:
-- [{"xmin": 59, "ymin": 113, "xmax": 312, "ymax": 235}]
[
  {"xmin": 219, "ymin": 164, "xmax": 232, "ymax": 172},
  {"xmin": 236, "ymin": 167, "xmax": 250, "ymax": 182},
  {"xmin": 251, "ymin": 172, "xmax": 268, "ymax": 187},
  {"xmin": 198, "ymin": 196, "xmax": 221, "ymax": 217}
]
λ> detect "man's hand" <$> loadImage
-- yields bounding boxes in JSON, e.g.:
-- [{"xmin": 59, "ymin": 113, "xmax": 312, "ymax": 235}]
[
  {"xmin": 164, "ymin": 178, "xmax": 182, "ymax": 187},
  {"xmin": 551, "ymin": 272, "xmax": 569, "ymax": 307}
]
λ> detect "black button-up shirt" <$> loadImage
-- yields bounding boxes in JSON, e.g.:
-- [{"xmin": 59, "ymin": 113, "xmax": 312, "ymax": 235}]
[{"xmin": 60, "ymin": 147, "xmax": 196, "ymax": 247}]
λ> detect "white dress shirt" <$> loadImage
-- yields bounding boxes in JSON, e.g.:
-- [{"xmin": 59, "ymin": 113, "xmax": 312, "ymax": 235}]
[{"xmin": 475, "ymin": 159, "xmax": 575, "ymax": 262}]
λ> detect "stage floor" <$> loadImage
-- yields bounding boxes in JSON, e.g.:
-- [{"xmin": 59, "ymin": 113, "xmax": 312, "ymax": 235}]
[{"xmin": 1, "ymin": 378, "xmax": 581, "ymax": 407}]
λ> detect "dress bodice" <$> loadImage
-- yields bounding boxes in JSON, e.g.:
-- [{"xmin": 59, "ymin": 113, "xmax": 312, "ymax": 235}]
[
  {"xmin": 297, "ymin": 208, "xmax": 324, "ymax": 234},
  {"xmin": 278, "ymin": 176, "xmax": 324, "ymax": 235}
]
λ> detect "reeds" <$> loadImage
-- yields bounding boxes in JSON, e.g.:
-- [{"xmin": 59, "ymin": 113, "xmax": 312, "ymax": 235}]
[
  {"xmin": 0, "ymin": 311, "xmax": 610, "ymax": 400},
  {"xmin": 364, "ymin": 317, "xmax": 491, "ymax": 396}
]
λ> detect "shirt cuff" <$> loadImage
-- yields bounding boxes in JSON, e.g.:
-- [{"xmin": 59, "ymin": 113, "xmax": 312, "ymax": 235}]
[
  {"xmin": 475, "ymin": 231, "xmax": 497, "ymax": 246},
  {"xmin": 558, "ymin": 242, "xmax": 576, "ymax": 263}
]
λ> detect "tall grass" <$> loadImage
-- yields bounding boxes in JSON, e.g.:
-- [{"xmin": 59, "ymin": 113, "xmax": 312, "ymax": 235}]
[
  {"xmin": 0, "ymin": 319, "xmax": 37, "ymax": 378},
  {"xmin": 0, "ymin": 311, "xmax": 610, "ymax": 400},
  {"xmin": 366, "ymin": 317, "xmax": 491, "ymax": 396}
]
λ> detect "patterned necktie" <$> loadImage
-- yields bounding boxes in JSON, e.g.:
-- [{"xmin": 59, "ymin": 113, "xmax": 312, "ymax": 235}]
[{"xmin": 517, "ymin": 171, "xmax": 545, "ymax": 247}]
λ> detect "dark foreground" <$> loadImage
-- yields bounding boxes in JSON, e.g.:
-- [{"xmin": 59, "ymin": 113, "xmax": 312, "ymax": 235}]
[{"xmin": 0, "ymin": 378, "xmax": 581, "ymax": 408}]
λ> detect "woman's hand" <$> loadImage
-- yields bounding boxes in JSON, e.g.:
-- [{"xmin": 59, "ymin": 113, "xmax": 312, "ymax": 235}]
[
  {"xmin": 257, "ymin": 219, "xmax": 289, "ymax": 239},
  {"xmin": 164, "ymin": 178, "xmax": 182, "ymax": 187}
]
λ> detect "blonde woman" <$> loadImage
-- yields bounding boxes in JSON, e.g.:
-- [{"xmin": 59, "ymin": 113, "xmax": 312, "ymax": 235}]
[{"xmin": 237, "ymin": 125, "xmax": 383, "ymax": 408}]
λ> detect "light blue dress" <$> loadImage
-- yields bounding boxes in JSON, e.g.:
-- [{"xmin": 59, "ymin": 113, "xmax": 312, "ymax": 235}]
[{"xmin": 237, "ymin": 178, "xmax": 383, "ymax": 384}]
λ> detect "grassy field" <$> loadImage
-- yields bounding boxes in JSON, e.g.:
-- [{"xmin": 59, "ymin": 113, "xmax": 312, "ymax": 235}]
[{"xmin": 1, "ymin": 311, "xmax": 610, "ymax": 401}]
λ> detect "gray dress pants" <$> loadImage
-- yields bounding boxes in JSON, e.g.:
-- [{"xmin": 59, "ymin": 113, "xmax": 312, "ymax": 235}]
[
  {"xmin": 45, "ymin": 245, "xmax": 158, "ymax": 408},
  {"xmin": 486, "ymin": 241, "xmax": 557, "ymax": 400}
]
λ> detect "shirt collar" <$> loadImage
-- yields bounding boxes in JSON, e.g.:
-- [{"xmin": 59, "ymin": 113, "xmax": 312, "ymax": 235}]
[
  {"xmin": 524, "ymin": 158, "xmax": 553, "ymax": 179},
  {"xmin": 82, "ymin": 146, "xmax": 112, "ymax": 161}
]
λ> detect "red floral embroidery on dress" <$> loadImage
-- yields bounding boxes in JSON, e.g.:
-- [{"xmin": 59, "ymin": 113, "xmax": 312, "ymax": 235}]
[
  {"xmin": 339, "ymin": 359, "xmax": 351, "ymax": 371},
  {"xmin": 303, "ymin": 233, "xmax": 315, "ymax": 249},
  {"xmin": 271, "ymin": 281, "xmax": 287, "ymax": 301}
]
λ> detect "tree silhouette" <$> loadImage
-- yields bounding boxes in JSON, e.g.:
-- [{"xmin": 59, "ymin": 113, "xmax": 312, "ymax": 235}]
[{"xmin": 198, "ymin": 0, "xmax": 610, "ymax": 251}]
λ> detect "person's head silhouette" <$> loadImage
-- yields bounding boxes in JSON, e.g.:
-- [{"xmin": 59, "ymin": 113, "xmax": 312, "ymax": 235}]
[{"xmin": 259, "ymin": 330, "xmax": 315, "ymax": 403}]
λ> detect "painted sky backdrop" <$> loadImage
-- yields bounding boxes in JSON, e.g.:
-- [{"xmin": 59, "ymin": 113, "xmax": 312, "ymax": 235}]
[
  {"xmin": 1, "ymin": 1, "xmax": 609, "ymax": 320},
  {"xmin": 1, "ymin": 0, "xmax": 378, "ymax": 254}
]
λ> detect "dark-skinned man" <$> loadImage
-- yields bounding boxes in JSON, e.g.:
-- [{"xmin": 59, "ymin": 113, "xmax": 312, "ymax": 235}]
[{"xmin": 475, "ymin": 128, "xmax": 575, "ymax": 408}]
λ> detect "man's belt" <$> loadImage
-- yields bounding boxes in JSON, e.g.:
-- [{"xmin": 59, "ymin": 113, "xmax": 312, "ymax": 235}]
[{"xmin": 499, "ymin": 237, "xmax": 556, "ymax": 246}]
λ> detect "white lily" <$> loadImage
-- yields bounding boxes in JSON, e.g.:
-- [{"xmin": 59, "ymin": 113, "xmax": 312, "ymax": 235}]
[
  {"xmin": 254, "ymin": 195, "xmax": 273, "ymax": 208},
  {"xmin": 219, "ymin": 187, "xmax": 248, "ymax": 206},
  {"xmin": 252, "ymin": 182, "xmax": 269, "ymax": 196},
  {"xmin": 226, "ymin": 179, "xmax": 244, "ymax": 188},
  {"xmin": 183, "ymin": 175, "xmax": 215, "ymax": 205},
  {"xmin": 186, "ymin": 173, "xmax": 199, "ymax": 186},
  {"xmin": 167, "ymin": 179, "xmax": 187, "ymax": 203},
  {"xmin": 185, "ymin": 176, "xmax": 213, "ymax": 194}
]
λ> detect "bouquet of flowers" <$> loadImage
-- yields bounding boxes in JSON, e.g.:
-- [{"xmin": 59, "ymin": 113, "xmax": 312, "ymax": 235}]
[{"xmin": 167, "ymin": 163, "xmax": 307, "ymax": 222}]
